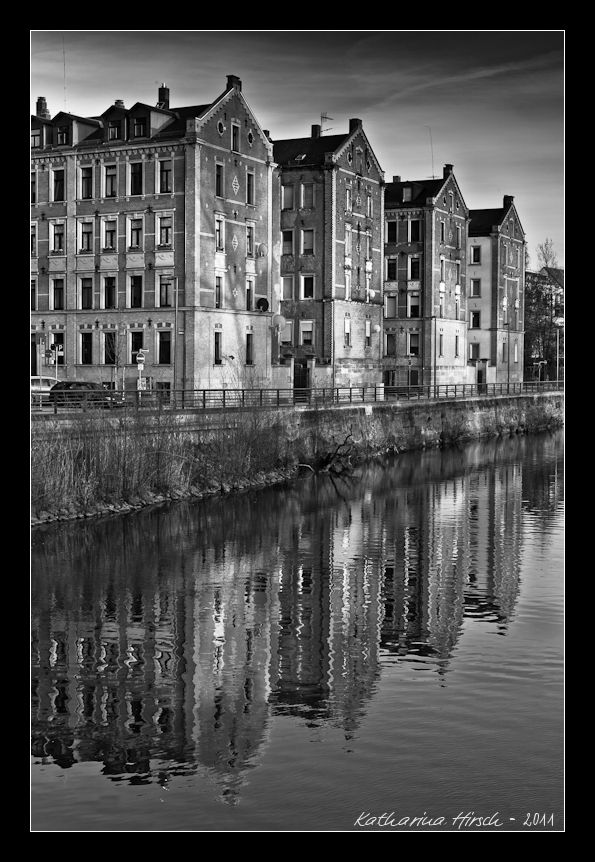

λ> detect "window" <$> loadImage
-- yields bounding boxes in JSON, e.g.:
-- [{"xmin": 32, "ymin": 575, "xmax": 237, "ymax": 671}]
[
  {"xmin": 439, "ymin": 333, "xmax": 444, "ymax": 356},
  {"xmin": 214, "ymin": 331, "xmax": 222, "ymax": 365},
  {"xmin": 31, "ymin": 128, "xmax": 41, "ymax": 148},
  {"xmin": 81, "ymin": 278, "xmax": 93, "ymax": 309},
  {"xmin": 345, "ymin": 224, "xmax": 352, "ymax": 258},
  {"xmin": 514, "ymin": 342, "xmax": 519, "ymax": 363},
  {"xmin": 103, "ymin": 219, "xmax": 117, "ymax": 250},
  {"xmin": 301, "ymin": 275, "xmax": 314, "ymax": 299},
  {"xmin": 158, "ymin": 331, "xmax": 172, "ymax": 364},
  {"xmin": 52, "ymin": 278, "xmax": 65, "ymax": 310},
  {"xmin": 130, "ymin": 163, "xmax": 143, "ymax": 196},
  {"xmin": 448, "ymin": 192, "xmax": 454, "ymax": 213},
  {"xmin": 216, "ymin": 163, "xmax": 224, "ymax": 197},
  {"xmin": 282, "ymin": 230, "xmax": 293, "ymax": 255},
  {"xmin": 471, "ymin": 311, "xmax": 480, "ymax": 328},
  {"xmin": 31, "ymin": 172, "xmax": 36, "ymax": 204},
  {"xmin": 133, "ymin": 118, "xmax": 147, "ymax": 138},
  {"xmin": 232, "ymin": 124, "xmax": 240, "ymax": 151},
  {"xmin": 105, "ymin": 165, "xmax": 117, "ymax": 198},
  {"xmin": 80, "ymin": 221, "xmax": 93, "ymax": 252},
  {"xmin": 439, "ymin": 294, "xmax": 445, "ymax": 318},
  {"xmin": 345, "ymin": 271, "xmax": 351, "ymax": 300},
  {"xmin": 456, "ymin": 225, "xmax": 461, "ymax": 248},
  {"xmin": 104, "ymin": 331, "xmax": 116, "ymax": 365},
  {"xmin": 159, "ymin": 276, "xmax": 172, "ymax": 308},
  {"xmin": 471, "ymin": 246, "xmax": 481, "ymax": 264},
  {"xmin": 344, "ymin": 318, "xmax": 351, "ymax": 348},
  {"xmin": 108, "ymin": 120, "xmax": 121, "ymax": 140},
  {"xmin": 469, "ymin": 343, "xmax": 480, "ymax": 360},
  {"xmin": 387, "ymin": 221, "xmax": 397, "ymax": 243},
  {"xmin": 52, "ymin": 222, "xmax": 65, "ymax": 253},
  {"xmin": 302, "ymin": 183, "xmax": 314, "ymax": 208},
  {"xmin": 81, "ymin": 167, "xmax": 93, "ymax": 200},
  {"xmin": 80, "ymin": 332, "xmax": 93, "ymax": 365},
  {"xmin": 455, "ymin": 334, "xmax": 460, "ymax": 357},
  {"xmin": 455, "ymin": 260, "xmax": 461, "ymax": 285},
  {"xmin": 386, "ymin": 333, "xmax": 397, "ymax": 356},
  {"xmin": 53, "ymin": 169, "xmax": 65, "ymax": 201},
  {"xmin": 503, "ymin": 340, "xmax": 507, "ymax": 362},
  {"xmin": 282, "ymin": 185, "xmax": 294, "ymax": 209},
  {"xmin": 470, "ymin": 278, "xmax": 481, "ymax": 296},
  {"xmin": 246, "ymin": 332, "xmax": 254, "ymax": 365},
  {"xmin": 280, "ymin": 319, "xmax": 293, "ymax": 345},
  {"xmin": 31, "ymin": 279, "xmax": 37, "ymax": 311},
  {"xmin": 385, "ymin": 295, "xmax": 397, "ymax": 318},
  {"xmin": 31, "ymin": 224, "xmax": 37, "ymax": 257},
  {"xmin": 409, "ymin": 333, "xmax": 420, "ymax": 356},
  {"xmin": 131, "ymin": 331, "xmax": 143, "ymax": 364},
  {"xmin": 408, "ymin": 293, "xmax": 420, "ymax": 318},
  {"xmin": 129, "ymin": 218, "xmax": 142, "ymax": 248},
  {"xmin": 300, "ymin": 320, "xmax": 314, "ymax": 346},
  {"xmin": 302, "ymin": 230, "xmax": 314, "ymax": 254},
  {"xmin": 57, "ymin": 126, "xmax": 69, "ymax": 146},
  {"xmin": 246, "ymin": 224, "xmax": 255, "ymax": 257},
  {"xmin": 159, "ymin": 160, "xmax": 172, "ymax": 193},
  {"xmin": 367, "ymin": 194, "xmax": 373, "ymax": 217},
  {"xmin": 215, "ymin": 214, "xmax": 225, "ymax": 250},
  {"xmin": 158, "ymin": 215, "xmax": 172, "ymax": 246},
  {"xmin": 130, "ymin": 275, "xmax": 142, "ymax": 308},
  {"xmin": 282, "ymin": 276, "xmax": 293, "ymax": 300},
  {"xmin": 104, "ymin": 276, "xmax": 116, "ymax": 309},
  {"xmin": 215, "ymin": 275, "xmax": 222, "ymax": 308},
  {"xmin": 402, "ymin": 187, "xmax": 412, "ymax": 202},
  {"xmin": 410, "ymin": 220, "xmax": 421, "ymax": 242},
  {"xmin": 246, "ymin": 171, "xmax": 255, "ymax": 205},
  {"xmin": 440, "ymin": 221, "xmax": 446, "ymax": 243},
  {"xmin": 455, "ymin": 297, "xmax": 460, "ymax": 320},
  {"xmin": 409, "ymin": 258, "xmax": 421, "ymax": 280},
  {"xmin": 246, "ymin": 278, "xmax": 253, "ymax": 311},
  {"xmin": 346, "ymin": 186, "xmax": 352, "ymax": 211},
  {"xmin": 440, "ymin": 259, "xmax": 445, "ymax": 282},
  {"xmin": 365, "ymin": 319, "xmax": 371, "ymax": 348}
]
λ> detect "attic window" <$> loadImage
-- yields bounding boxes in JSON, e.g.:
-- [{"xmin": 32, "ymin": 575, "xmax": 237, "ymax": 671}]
[
  {"xmin": 402, "ymin": 187, "xmax": 412, "ymax": 202},
  {"xmin": 366, "ymin": 158, "xmax": 372, "ymax": 173},
  {"xmin": 247, "ymin": 130, "xmax": 254, "ymax": 146},
  {"xmin": 217, "ymin": 120, "xmax": 225, "ymax": 136},
  {"xmin": 347, "ymin": 152, "xmax": 353, "ymax": 165},
  {"xmin": 295, "ymin": 154, "xmax": 306, "ymax": 162}
]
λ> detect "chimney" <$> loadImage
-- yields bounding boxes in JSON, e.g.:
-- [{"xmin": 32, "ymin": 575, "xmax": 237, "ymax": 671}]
[
  {"xmin": 393, "ymin": 175, "xmax": 401, "ymax": 183},
  {"xmin": 443, "ymin": 163, "xmax": 454, "ymax": 177},
  {"xmin": 114, "ymin": 99, "xmax": 125, "ymax": 109},
  {"xmin": 503, "ymin": 195, "xmax": 514, "ymax": 208},
  {"xmin": 158, "ymin": 83, "xmax": 169, "ymax": 109},
  {"xmin": 36, "ymin": 96, "xmax": 51, "ymax": 119},
  {"xmin": 227, "ymin": 75, "xmax": 242, "ymax": 91},
  {"xmin": 311, "ymin": 124, "xmax": 321, "ymax": 139},
  {"xmin": 349, "ymin": 118, "xmax": 362, "ymax": 133},
  {"xmin": 263, "ymin": 130, "xmax": 270, "ymax": 140}
]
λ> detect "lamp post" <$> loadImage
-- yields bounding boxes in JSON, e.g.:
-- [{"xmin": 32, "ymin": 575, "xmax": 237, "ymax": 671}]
[
  {"xmin": 503, "ymin": 322, "xmax": 510, "ymax": 392},
  {"xmin": 553, "ymin": 317, "xmax": 564, "ymax": 386}
]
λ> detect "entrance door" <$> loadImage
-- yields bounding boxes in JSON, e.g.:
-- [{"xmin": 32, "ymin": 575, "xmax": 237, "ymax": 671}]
[
  {"xmin": 293, "ymin": 361, "xmax": 310, "ymax": 402},
  {"xmin": 31, "ymin": 335, "xmax": 37, "ymax": 375}
]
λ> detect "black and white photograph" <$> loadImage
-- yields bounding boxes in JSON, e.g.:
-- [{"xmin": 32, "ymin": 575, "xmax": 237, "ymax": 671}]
[{"xmin": 31, "ymin": 30, "xmax": 564, "ymax": 832}]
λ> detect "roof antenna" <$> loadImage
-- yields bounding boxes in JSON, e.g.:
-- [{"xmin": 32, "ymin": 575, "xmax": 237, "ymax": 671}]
[
  {"xmin": 425, "ymin": 126, "xmax": 435, "ymax": 179},
  {"xmin": 321, "ymin": 113, "xmax": 333, "ymax": 134},
  {"xmin": 62, "ymin": 34, "xmax": 67, "ymax": 112}
]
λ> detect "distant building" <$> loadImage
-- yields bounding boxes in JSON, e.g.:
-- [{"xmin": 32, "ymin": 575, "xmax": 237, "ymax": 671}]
[
  {"xmin": 523, "ymin": 267, "xmax": 564, "ymax": 381},
  {"xmin": 31, "ymin": 76, "xmax": 279, "ymax": 393},
  {"xmin": 468, "ymin": 196, "xmax": 526, "ymax": 386},
  {"xmin": 383, "ymin": 165, "xmax": 469, "ymax": 390},
  {"xmin": 273, "ymin": 120, "xmax": 385, "ymax": 389}
]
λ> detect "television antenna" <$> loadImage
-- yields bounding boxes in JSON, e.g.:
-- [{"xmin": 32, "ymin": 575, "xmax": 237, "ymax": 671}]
[
  {"xmin": 425, "ymin": 126, "xmax": 435, "ymax": 179},
  {"xmin": 321, "ymin": 113, "xmax": 334, "ymax": 133}
]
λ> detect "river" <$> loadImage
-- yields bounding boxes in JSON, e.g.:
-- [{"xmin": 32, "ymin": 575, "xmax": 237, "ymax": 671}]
[{"xmin": 31, "ymin": 429, "xmax": 564, "ymax": 831}]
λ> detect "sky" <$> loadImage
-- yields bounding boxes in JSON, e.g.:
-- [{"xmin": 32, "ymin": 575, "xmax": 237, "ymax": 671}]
[{"xmin": 31, "ymin": 31, "xmax": 565, "ymax": 268}]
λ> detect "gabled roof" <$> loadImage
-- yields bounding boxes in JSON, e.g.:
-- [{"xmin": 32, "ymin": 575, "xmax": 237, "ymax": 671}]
[
  {"xmin": 273, "ymin": 123, "xmax": 383, "ymax": 175},
  {"xmin": 385, "ymin": 170, "xmax": 467, "ymax": 212},
  {"xmin": 468, "ymin": 209, "xmax": 504, "ymax": 235},
  {"xmin": 50, "ymin": 111, "xmax": 102, "ymax": 127},
  {"xmin": 542, "ymin": 267, "xmax": 564, "ymax": 288},
  {"xmin": 153, "ymin": 104, "xmax": 212, "ymax": 137}
]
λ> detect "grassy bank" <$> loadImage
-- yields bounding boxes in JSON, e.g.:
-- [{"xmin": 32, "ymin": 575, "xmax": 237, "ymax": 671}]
[{"xmin": 31, "ymin": 408, "xmax": 296, "ymax": 520}]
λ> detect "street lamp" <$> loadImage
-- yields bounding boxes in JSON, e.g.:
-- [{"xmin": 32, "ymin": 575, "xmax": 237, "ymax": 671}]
[{"xmin": 553, "ymin": 317, "xmax": 564, "ymax": 386}]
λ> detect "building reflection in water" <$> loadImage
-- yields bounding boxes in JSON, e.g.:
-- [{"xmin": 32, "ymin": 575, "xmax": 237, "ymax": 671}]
[{"xmin": 31, "ymin": 432, "xmax": 563, "ymax": 801}]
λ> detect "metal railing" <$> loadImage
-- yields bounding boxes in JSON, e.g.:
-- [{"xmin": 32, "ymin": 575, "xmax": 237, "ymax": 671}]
[{"xmin": 32, "ymin": 380, "xmax": 564, "ymax": 415}]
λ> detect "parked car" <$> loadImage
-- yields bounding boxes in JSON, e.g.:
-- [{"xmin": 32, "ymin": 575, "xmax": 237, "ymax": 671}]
[
  {"xmin": 31, "ymin": 375, "xmax": 58, "ymax": 406},
  {"xmin": 48, "ymin": 381, "xmax": 125, "ymax": 408}
]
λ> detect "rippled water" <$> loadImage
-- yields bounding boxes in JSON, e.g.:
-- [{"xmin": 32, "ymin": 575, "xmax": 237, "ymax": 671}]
[{"xmin": 31, "ymin": 430, "xmax": 564, "ymax": 831}]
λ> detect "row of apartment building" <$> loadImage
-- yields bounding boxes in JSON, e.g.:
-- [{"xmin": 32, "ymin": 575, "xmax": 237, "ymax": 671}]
[{"xmin": 30, "ymin": 74, "xmax": 526, "ymax": 394}]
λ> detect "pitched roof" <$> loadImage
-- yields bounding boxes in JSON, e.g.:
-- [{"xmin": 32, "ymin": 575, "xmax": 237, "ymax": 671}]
[
  {"xmin": 385, "ymin": 178, "xmax": 448, "ymax": 208},
  {"xmin": 542, "ymin": 267, "xmax": 564, "ymax": 288},
  {"xmin": 468, "ymin": 208, "xmax": 506, "ymax": 235},
  {"xmin": 273, "ymin": 133, "xmax": 351, "ymax": 167}
]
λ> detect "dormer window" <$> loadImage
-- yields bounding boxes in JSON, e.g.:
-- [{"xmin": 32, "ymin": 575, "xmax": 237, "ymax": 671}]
[
  {"xmin": 57, "ymin": 126, "xmax": 69, "ymax": 146},
  {"xmin": 403, "ymin": 187, "xmax": 412, "ymax": 202},
  {"xmin": 295, "ymin": 154, "xmax": 306, "ymax": 162},
  {"xmin": 108, "ymin": 120, "xmax": 121, "ymax": 140},
  {"xmin": 133, "ymin": 118, "xmax": 147, "ymax": 138},
  {"xmin": 31, "ymin": 129, "xmax": 41, "ymax": 148}
]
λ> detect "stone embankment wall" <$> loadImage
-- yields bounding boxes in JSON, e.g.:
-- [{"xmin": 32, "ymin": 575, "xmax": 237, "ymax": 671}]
[{"xmin": 31, "ymin": 393, "xmax": 563, "ymax": 525}]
